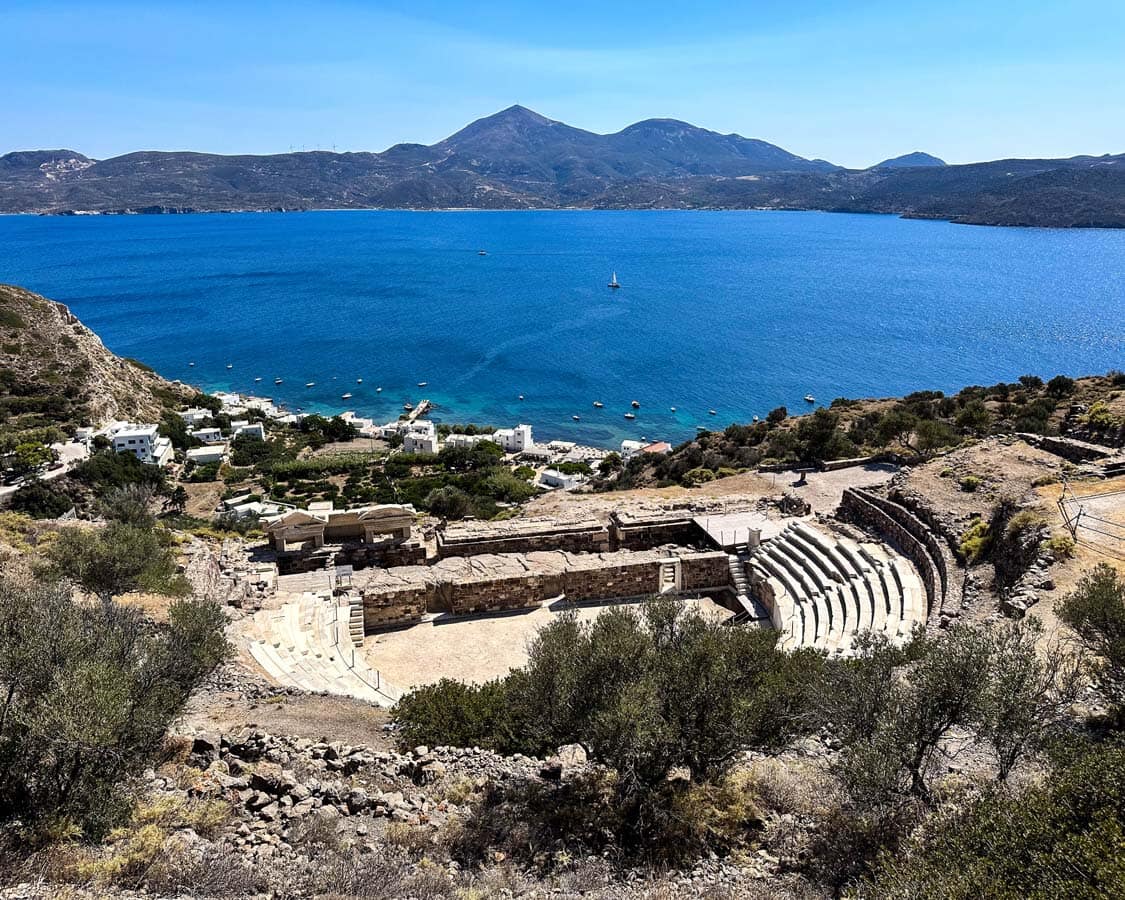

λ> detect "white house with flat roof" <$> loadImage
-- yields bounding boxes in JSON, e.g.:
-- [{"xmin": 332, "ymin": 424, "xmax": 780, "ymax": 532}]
[
  {"xmin": 539, "ymin": 468, "xmax": 583, "ymax": 490},
  {"xmin": 493, "ymin": 424, "xmax": 533, "ymax": 453},
  {"xmin": 191, "ymin": 427, "xmax": 224, "ymax": 444},
  {"xmin": 186, "ymin": 445, "xmax": 227, "ymax": 466},
  {"xmin": 402, "ymin": 420, "xmax": 439, "ymax": 455},
  {"xmin": 111, "ymin": 424, "xmax": 173, "ymax": 467},
  {"xmin": 232, "ymin": 421, "xmax": 266, "ymax": 441},
  {"xmin": 621, "ymin": 440, "xmax": 647, "ymax": 460},
  {"xmin": 444, "ymin": 432, "xmax": 495, "ymax": 449},
  {"xmin": 181, "ymin": 408, "xmax": 212, "ymax": 428}
]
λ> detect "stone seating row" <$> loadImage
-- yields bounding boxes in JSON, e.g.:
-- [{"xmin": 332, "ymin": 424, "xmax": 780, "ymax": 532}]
[
  {"xmin": 240, "ymin": 593, "xmax": 400, "ymax": 706},
  {"xmin": 747, "ymin": 521, "xmax": 928, "ymax": 654}
]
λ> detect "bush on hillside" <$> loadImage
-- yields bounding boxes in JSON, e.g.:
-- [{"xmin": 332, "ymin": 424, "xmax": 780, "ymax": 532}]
[
  {"xmin": 44, "ymin": 522, "xmax": 190, "ymax": 604},
  {"xmin": 0, "ymin": 572, "xmax": 229, "ymax": 838},
  {"xmin": 395, "ymin": 599, "xmax": 823, "ymax": 858},
  {"xmin": 860, "ymin": 740, "xmax": 1125, "ymax": 899},
  {"xmin": 1059, "ymin": 563, "xmax": 1125, "ymax": 716},
  {"xmin": 71, "ymin": 450, "xmax": 166, "ymax": 495},
  {"xmin": 8, "ymin": 479, "xmax": 73, "ymax": 519}
]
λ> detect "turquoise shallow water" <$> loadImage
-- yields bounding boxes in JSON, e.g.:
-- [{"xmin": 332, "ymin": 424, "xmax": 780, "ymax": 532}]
[{"xmin": 1, "ymin": 209, "xmax": 1123, "ymax": 446}]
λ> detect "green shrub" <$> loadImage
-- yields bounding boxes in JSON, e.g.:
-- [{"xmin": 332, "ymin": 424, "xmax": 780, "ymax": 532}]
[
  {"xmin": 395, "ymin": 599, "xmax": 823, "ymax": 858},
  {"xmin": 0, "ymin": 573, "xmax": 229, "ymax": 838},
  {"xmin": 958, "ymin": 474, "xmax": 982, "ymax": 492},
  {"xmin": 861, "ymin": 741, "xmax": 1125, "ymax": 899},
  {"xmin": 44, "ymin": 522, "xmax": 190, "ymax": 603},
  {"xmin": 683, "ymin": 467, "xmax": 716, "ymax": 485},
  {"xmin": 1046, "ymin": 532, "xmax": 1075, "ymax": 559},
  {"xmin": 8, "ymin": 480, "xmax": 73, "ymax": 519},
  {"xmin": 959, "ymin": 519, "xmax": 991, "ymax": 562}
]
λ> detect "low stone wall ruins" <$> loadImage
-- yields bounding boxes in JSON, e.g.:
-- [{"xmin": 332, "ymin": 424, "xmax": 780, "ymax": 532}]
[
  {"xmin": 437, "ymin": 520, "xmax": 611, "ymax": 558},
  {"xmin": 837, "ymin": 488, "xmax": 944, "ymax": 617},
  {"xmin": 609, "ymin": 512, "xmax": 706, "ymax": 550},
  {"xmin": 276, "ymin": 542, "xmax": 427, "ymax": 576},
  {"xmin": 359, "ymin": 549, "xmax": 732, "ymax": 632}
]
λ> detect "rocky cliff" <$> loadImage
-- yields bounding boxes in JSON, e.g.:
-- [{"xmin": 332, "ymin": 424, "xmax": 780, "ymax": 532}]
[{"xmin": 0, "ymin": 283, "xmax": 194, "ymax": 429}]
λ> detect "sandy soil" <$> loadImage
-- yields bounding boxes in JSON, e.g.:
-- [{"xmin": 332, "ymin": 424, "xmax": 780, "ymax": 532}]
[
  {"xmin": 900, "ymin": 438, "xmax": 1067, "ymax": 527},
  {"xmin": 184, "ymin": 480, "xmax": 225, "ymax": 518},
  {"xmin": 363, "ymin": 596, "xmax": 732, "ymax": 689},
  {"xmin": 525, "ymin": 463, "xmax": 898, "ymax": 519},
  {"xmin": 1026, "ymin": 474, "xmax": 1125, "ymax": 636},
  {"xmin": 182, "ymin": 689, "xmax": 392, "ymax": 748}
]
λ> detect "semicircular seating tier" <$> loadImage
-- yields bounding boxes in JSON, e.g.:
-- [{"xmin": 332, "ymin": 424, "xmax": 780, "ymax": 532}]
[
  {"xmin": 745, "ymin": 521, "xmax": 928, "ymax": 653},
  {"xmin": 237, "ymin": 592, "xmax": 402, "ymax": 707}
]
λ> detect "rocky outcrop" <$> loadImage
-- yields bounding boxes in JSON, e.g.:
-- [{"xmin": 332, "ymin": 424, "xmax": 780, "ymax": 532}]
[{"xmin": 0, "ymin": 283, "xmax": 194, "ymax": 428}]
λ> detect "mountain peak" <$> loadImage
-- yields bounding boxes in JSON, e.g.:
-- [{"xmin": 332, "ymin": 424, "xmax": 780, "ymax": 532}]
[{"xmin": 870, "ymin": 151, "xmax": 946, "ymax": 170}]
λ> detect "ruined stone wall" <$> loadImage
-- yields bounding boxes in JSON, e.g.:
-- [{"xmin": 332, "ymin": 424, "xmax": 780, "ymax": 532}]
[
  {"xmin": 277, "ymin": 543, "xmax": 426, "ymax": 576},
  {"xmin": 611, "ymin": 519, "xmax": 705, "ymax": 551},
  {"xmin": 363, "ymin": 587, "xmax": 428, "ymax": 631},
  {"xmin": 680, "ymin": 552, "xmax": 734, "ymax": 591},
  {"xmin": 443, "ymin": 574, "xmax": 559, "ymax": 616},
  {"xmin": 360, "ymin": 550, "xmax": 734, "ymax": 633},
  {"xmin": 339, "ymin": 543, "xmax": 427, "ymax": 570},
  {"xmin": 838, "ymin": 488, "xmax": 942, "ymax": 617},
  {"xmin": 437, "ymin": 527, "xmax": 610, "ymax": 558}
]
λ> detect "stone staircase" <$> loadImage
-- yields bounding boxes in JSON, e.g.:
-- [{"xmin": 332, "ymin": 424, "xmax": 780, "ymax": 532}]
[{"xmin": 347, "ymin": 593, "xmax": 365, "ymax": 647}]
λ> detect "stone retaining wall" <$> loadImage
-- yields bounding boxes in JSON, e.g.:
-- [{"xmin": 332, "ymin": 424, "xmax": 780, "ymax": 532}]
[
  {"xmin": 360, "ymin": 550, "xmax": 732, "ymax": 632},
  {"xmin": 680, "ymin": 552, "xmax": 733, "ymax": 591},
  {"xmin": 277, "ymin": 542, "xmax": 427, "ymax": 576},
  {"xmin": 363, "ymin": 587, "xmax": 428, "ymax": 631},
  {"xmin": 838, "ymin": 488, "xmax": 943, "ymax": 617},
  {"xmin": 611, "ymin": 517, "xmax": 705, "ymax": 551},
  {"xmin": 437, "ymin": 525, "xmax": 610, "ymax": 558}
]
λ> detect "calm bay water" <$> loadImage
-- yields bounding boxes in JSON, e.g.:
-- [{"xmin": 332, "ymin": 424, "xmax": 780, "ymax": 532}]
[{"xmin": 1, "ymin": 210, "xmax": 1123, "ymax": 446}]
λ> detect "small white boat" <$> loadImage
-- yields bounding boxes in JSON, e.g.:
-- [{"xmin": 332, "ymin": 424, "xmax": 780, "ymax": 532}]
[
  {"xmin": 226, "ymin": 364, "xmax": 233, "ymax": 369},
  {"xmin": 608, "ymin": 271, "xmax": 621, "ymax": 290},
  {"xmin": 403, "ymin": 403, "xmax": 413, "ymax": 412},
  {"xmin": 418, "ymin": 381, "xmax": 428, "ymax": 387},
  {"xmin": 376, "ymin": 387, "xmax": 382, "ymax": 393},
  {"xmin": 188, "ymin": 362, "xmax": 195, "ymax": 367},
  {"xmin": 624, "ymin": 412, "xmax": 636, "ymax": 420},
  {"xmin": 357, "ymin": 378, "xmax": 363, "ymax": 384},
  {"xmin": 593, "ymin": 401, "xmax": 604, "ymax": 408},
  {"xmin": 572, "ymin": 415, "xmax": 580, "ymax": 421},
  {"xmin": 752, "ymin": 415, "xmax": 759, "ymax": 422},
  {"xmin": 274, "ymin": 378, "xmax": 283, "ymax": 385},
  {"xmin": 804, "ymin": 394, "xmax": 816, "ymax": 403},
  {"xmin": 519, "ymin": 394, "xmax": 525, "ymax": 401},
  {"xmin": 306, "ymin": 382, "xmax": 315, "ymax": 388},
  {"xmin": 254, "ymin": 377, "xmax": 262, "ymax": 382},
  {"xmin": 478, "ymin": 250, "xmax": 488, "ymax": 256},
  {"xmin": 341, "ymin": 392, "xmax": 352, "ymax": 400},
  {"xmin": 709, "ymin": 409, "xmax": 717, "ymax": 416},
  {"xmin": 670, "ymin": 406, "xmax": 677, "ymax": 412},
  {"xmin": 631, "ymin": 400, "xmax": 640, "ymax": 409}
]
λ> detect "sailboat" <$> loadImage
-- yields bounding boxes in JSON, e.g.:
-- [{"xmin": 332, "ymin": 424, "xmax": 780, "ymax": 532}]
[{"xmin": 608, "ymin": 271, "xmax": 621, "ymax": 290}]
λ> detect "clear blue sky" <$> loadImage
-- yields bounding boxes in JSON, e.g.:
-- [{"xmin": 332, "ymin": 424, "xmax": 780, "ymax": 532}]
[{"xmin": 4, "ymin": 0, "xmax": 1123, "ymax": 168}]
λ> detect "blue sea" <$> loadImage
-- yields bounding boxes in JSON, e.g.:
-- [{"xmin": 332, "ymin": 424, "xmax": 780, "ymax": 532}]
[{"xmin": 1, "ymin": 210, "xmax": 1123, "ymax": 446}]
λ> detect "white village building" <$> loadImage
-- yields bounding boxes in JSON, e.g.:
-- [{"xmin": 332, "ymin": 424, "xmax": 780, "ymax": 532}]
[{"xmin": 110, "ymin": 423, "xmax": 174, "ymax": 467}]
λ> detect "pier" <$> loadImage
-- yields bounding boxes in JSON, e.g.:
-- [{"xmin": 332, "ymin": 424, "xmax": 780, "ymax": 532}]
[{"xmin": 406, "ymin": 399, "xmax": 432, "ymax": 422}]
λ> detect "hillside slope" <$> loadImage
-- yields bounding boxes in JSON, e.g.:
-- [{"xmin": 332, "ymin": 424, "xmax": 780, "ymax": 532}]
[
  {"xmin": 0, "ymin": 106, "xmax": 1122, "ymax": 226},
  {"xmin": 0, "ymin": 284, "xmax": 194, "ymax": 430}
]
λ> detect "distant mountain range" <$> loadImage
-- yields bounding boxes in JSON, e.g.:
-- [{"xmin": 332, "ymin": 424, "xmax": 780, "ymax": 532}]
[{"xmin": 2, "ymin": 105, "xmax": 1122, "ymax": 227}]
